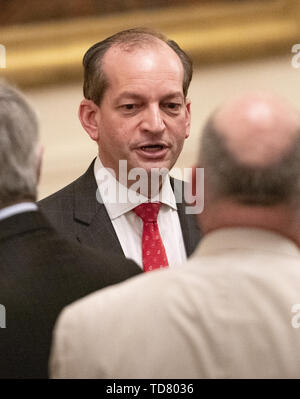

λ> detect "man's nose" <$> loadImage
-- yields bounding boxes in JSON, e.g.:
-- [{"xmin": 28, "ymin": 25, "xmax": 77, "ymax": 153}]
[{"xmin": 140, "ymin": 105, "xmax": 165, "ymax": 134}]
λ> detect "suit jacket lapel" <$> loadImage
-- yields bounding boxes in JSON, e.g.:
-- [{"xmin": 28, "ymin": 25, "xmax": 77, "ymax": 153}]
[
  {"xmin": 72, "ymin": 160, "xmax": 124, "ymax": 255},
  {"xmin": 71, "ymin": 162, "xmax": 200, "ymax": 257},
  {"xmin": 171, "ymin": 177, "xmax": 202, "ymax": 257}
]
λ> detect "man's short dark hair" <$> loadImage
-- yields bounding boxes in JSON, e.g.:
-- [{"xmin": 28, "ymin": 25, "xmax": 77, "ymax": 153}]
[
  {"xmin": 200, "ymin": 117, "xmax": 300, "ymax": 206},
  {"xmin": 83, "ymin": 28, "xmax": 193, "ymax": 105}
]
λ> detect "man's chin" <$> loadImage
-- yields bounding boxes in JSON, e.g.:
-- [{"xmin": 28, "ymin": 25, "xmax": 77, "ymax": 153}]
[
  {"xmin": 117, "ymin": 158, "xmax": 174, "ymax": 181},
  {"xmin": 136, "ymin": 163, "xmax": 171, "ymax": 175}
]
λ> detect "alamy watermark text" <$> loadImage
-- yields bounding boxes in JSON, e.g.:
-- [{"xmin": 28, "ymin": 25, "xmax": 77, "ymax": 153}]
[
  {"xmin": 95, "ymin": 161, "xmax": 204, "ymax": 215},
  {"xmin": 291, "ymin": 44, "xmax": 300, "ymax": 68}
]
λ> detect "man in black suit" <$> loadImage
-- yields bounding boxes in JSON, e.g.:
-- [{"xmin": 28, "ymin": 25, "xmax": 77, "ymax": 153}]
[
  {"xmin": 0, "ymin": 81, "xmax": 141, "ymax": 378},
  {"xmin": 39, "ymin": 28, "xmax": 201, "ymax": 270}
]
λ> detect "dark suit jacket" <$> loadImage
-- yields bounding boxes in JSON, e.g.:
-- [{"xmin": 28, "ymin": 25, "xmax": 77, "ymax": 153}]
[
  {"xmin": 39, "ymin": 160, "xmax": 201, "ymax": 258},
  {"xmin": 0, "ymin": 210, "xmax": 141, "ymax": 379}
]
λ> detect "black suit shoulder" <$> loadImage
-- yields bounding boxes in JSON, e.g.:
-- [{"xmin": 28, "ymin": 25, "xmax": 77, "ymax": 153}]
[
  {"xmin": 38, "ymin": 175, "xmax": 78, "ymax": 233},
  {"xmin": 38, "ymin": 161, "xmax": 125, "ymax": 253},
  {"xmin": 38, "ymin": 161, "xmax": 98, "ymax": 241},
  {"xmin": 0, "ymin": 211, "xmax": 141, "ymax": 378}
]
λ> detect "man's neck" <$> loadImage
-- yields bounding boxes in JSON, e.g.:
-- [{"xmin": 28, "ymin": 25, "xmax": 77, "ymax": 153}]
[
  {"xmin": 199, "ymin": 199, "xmax": 300, "ymax": 248},
  {"xmin": 96, "ymin": 156, "xmax": 167, "ymax": 199}
]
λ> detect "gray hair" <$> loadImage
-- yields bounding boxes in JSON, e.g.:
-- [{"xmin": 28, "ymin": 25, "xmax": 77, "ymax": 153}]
[
  {"xmin": 0, "ymin": 81, "xmax": 39, "ymax": 207},
  {"xmin": 200, "ymin": 117, "xmax": 300, "ymax": 206}
]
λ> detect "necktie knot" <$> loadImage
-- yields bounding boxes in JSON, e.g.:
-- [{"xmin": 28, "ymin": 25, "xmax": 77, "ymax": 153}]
[{"xmin": 133, "ymin": 202, "xmax": 161, "ymax": 223}]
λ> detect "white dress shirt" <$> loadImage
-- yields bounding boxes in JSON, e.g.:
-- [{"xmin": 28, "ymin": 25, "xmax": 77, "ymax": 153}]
[
  {"xmin": 94, "ymin": 157, "xmax": 187, "ymax": 269},
  {"xmin": 0, "ymin": 202, "xmax": 37, "ymax": 221}
]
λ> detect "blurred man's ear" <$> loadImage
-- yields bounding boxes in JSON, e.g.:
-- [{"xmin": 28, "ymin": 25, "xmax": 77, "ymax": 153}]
[
  {"xmin": 184, "ymin": 100, "xmax": 191, "ymax": 139},
  {"xmin": 78, "ymin": 99, "xmax": 100, "ymax": 141}
]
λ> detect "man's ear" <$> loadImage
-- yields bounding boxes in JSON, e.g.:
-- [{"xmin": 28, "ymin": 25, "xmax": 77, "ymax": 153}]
[
  {"xmin": 78, "ymin": 99, "xmax": 100, "ymax": 142},
  {"xmin": 184, "ymin": 100, "xmax": 191, "ymax": 139}
]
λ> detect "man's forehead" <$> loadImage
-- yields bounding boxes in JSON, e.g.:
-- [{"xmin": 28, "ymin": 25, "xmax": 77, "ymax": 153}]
[
  {"xmin": 106, "ymin": 37, "xmax": 171, "ymax": 57},
  {"xmin": 102, "ymin": 40, "xmax": 183, "ymax": 75}
]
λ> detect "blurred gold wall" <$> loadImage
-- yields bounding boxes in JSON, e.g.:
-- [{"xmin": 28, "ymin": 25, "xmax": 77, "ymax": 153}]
[
  {"xmin": 23, "ymin": 54, "xmax": 299, "ymax": 199},
  {"xmin": 0, "ymin": 0, "xmax": 299, "ymax": 199},
  {"xmin": 1, "ymin": 0, "xmax": 299, "ymax": 87}
]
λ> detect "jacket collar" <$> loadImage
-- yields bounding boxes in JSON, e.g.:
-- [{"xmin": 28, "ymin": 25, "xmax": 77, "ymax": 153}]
[
  {"xmin": 73, "ymin": 159, "xmax": 100, "ymax": 225},
  {"xmin": 72, "ymin": 159, "xmax": 201, "ymax": 257},
  {"xmin": 0, "ymin": 210, "xmax": 53, "ymax": 243},
  {"xmin": 197, "ymin": 227, "xmax": 300, "ymax": 257}
]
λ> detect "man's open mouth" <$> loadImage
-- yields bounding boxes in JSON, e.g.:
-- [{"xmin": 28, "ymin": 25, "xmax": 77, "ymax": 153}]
[{"xmin": 140, "ymin": 145, "xmax": 164, "ymax": 152}]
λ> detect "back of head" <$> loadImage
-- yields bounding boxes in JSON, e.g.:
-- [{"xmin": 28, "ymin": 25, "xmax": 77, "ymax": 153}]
[
  {"xmin": 200, "ymin": 93, "xmax": 300, "ymax": 206},
  {"xmin": 82, "ymin": 27, "xmax": 193, "ymax": 105},
  {"xmin": 0, "ymin": 81, "xmax": 39, "ymax": 208},
  {"xmin": 198, "ymin": 92, "xmax": 300, "ymax": 238}
]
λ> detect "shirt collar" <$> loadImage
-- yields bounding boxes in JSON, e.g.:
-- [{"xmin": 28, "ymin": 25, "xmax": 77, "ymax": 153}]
[
  {"xmin": 196, "ymin": 227, "xmax": 300, "ymax": 257},
  {"xmin": 94, "ymin": 156, "xmax": 177, "ymax": 220},
  {"xmin": 0, "ymin": 202, "xmax": 38, "ymax": 222}
]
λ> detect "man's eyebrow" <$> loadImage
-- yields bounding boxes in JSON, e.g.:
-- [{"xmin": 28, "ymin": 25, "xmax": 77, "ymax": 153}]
[
  {"xmin": 161, "ymin": 92, "xmax": 184, "ymax": 101},
  {"xmin": 115, "ymin": 91, "xmax": 184, "ymax": 102}
]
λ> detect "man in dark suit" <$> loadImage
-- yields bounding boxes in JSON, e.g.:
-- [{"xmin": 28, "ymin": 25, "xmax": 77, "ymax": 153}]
[
  {"xmin": 39, "ymin": 28, "xmax": 201, "ymax": 270},
  {"xmin": 0, "ymin": 81, "xmax": 141, "ymax": 379}
]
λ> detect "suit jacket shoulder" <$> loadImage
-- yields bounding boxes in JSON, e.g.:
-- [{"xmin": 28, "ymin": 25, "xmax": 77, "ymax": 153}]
[
  {"xmin": 171, "ymin": 176, "xmax": 202, "ymax": 257},
  {"xmin": 39, "ymin": 161, "xmax": 96, "ymax": 238},
  {"xmin": 0, "ymin": 210, "xmax": 141, "ymax": 378},
  {"xmin": 39, "ymin": 160, "xmax": 123, "ymax": 252}
]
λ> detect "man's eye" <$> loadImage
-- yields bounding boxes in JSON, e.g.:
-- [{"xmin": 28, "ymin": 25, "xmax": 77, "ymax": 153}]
[
  {"xmin": 164, "ymin": 103, "xmax": 181, "ymax": 111},
  {"xmin": 120, "ymin": 104, "xmax": 140, "ymax": 111}
]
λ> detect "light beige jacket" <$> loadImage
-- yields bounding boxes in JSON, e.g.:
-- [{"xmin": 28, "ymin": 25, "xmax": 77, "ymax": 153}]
[{"xmin": 50, "ymin": 228, "xmax": 300, "ymax": 378}]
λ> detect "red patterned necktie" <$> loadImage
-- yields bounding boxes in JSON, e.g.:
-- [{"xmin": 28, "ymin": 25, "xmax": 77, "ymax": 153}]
[{"xmin": 133, "ymin": 202, "xmax": 169, "ymax": 272}]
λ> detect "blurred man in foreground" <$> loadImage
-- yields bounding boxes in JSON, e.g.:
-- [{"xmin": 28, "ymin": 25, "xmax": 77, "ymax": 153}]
[
  {"xmin": 0, "ymin": 81, "xmax": 141, "ymax": 378},
  {"xmin": 50, "ymin": 92, "xmax": 300, "ymax": 378}
]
